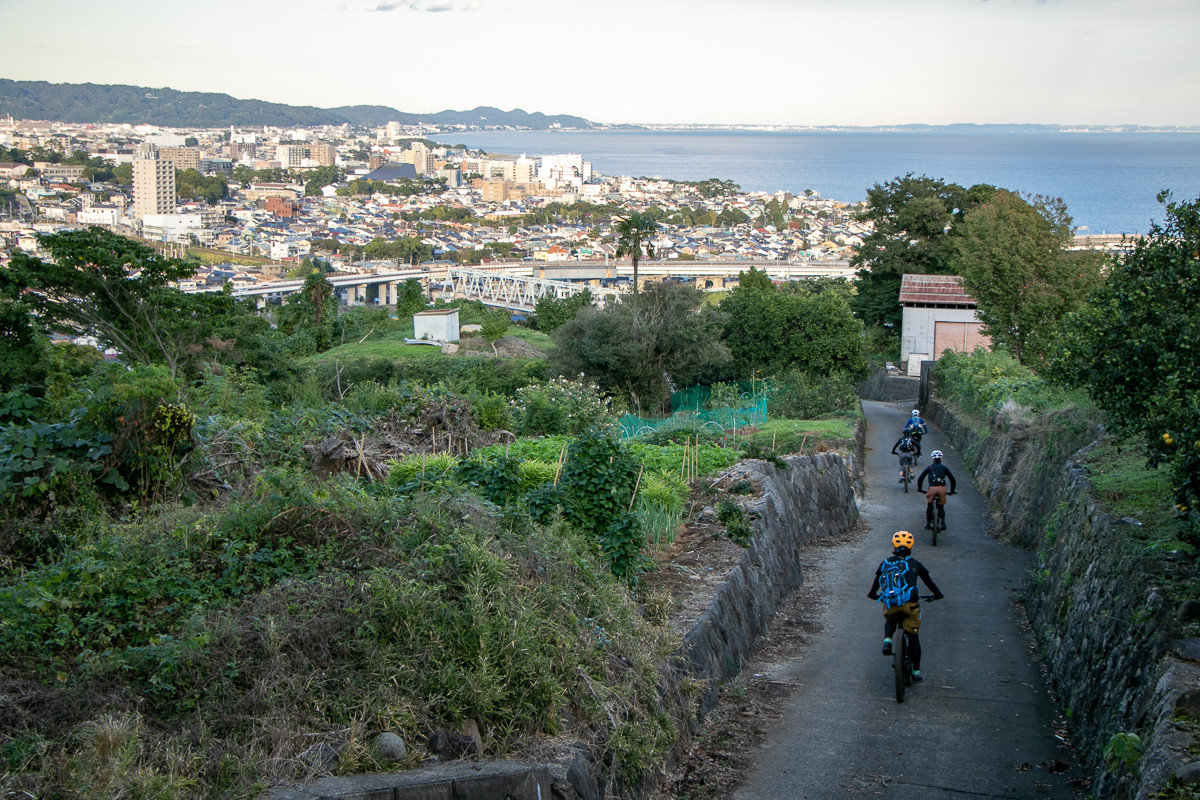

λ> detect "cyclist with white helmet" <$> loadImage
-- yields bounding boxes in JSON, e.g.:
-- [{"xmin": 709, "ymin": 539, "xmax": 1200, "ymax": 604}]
[
  {"xmin": 903, "ymin": 410, "xmax": 929, "ymax": 460},
  {"xmin": 867, "ymin": 530, "xmax": 944, "ymax": 681},
  {"xmin": 917, "ymin": 450, "xmax": 957, "ymax": 530}
]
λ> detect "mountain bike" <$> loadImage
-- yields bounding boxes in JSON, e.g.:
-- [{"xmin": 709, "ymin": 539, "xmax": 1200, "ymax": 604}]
[
  {"xmin": 899, "ymin": 454, "xmax": 915, "ymax": 493},
  {"xmin": 928, "ymin": 490, "xmax": 955, "ymax": 546},
  {"xmin": 892, "ymin": 595, "xmax": 939, "ymax": 703}
]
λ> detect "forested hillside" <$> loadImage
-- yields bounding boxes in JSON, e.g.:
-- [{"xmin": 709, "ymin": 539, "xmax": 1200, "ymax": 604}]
[{"xmin": 0, "ymin": 79, "xmax": 596, "ymax": 129}]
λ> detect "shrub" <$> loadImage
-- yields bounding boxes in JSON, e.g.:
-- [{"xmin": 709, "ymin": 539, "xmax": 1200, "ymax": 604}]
[
  {"xmin": 766, "ymin": 369, "xmax": 858, "ymax": 419},
  {"xmin": 511, "ymin": 377, "xmax": 612, "ymax": 436}
]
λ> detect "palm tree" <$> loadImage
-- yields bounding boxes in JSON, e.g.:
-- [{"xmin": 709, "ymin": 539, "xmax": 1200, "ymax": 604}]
[{"xmin": 614, "ymin": 211, "xmax": 659, "ymax": 313}]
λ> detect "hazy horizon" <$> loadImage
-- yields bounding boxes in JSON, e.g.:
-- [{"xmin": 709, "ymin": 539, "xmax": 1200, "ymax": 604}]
[{"xmin": 5, "ymin": 0, "xmax": 1198, "ymax": 129}]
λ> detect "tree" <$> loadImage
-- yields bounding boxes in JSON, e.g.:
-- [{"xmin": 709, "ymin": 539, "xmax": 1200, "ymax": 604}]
[
  {"xmin": 533, "ymin": 289, "xmax": 593, "ymax": 332},
  {"xmin": 396, "ymin": 278, "xmax": 426, "ymax": 318},
  {"xmin": 1053, "ymin": 192, "xmax": 1200, "ymax": 530},
  {"xmin": 850, "ymin": 174, "xmax": 996, "ymax": 332},
  {"xmin": 0, "ymin": 228, "xmax": 237, "ymax": 379},
  {"xmin": 304, "ymin": 165, "xmax": 343, "ymax": 196},
  {"xmin": 720, "ymin": 277, "xmax": 866, "ymax": 379},
  {"xmin": 276, "ymin": 271, "xmax": 338, "ymax": 353},
  {"xmin": 614, "ymin": 212, "xmax": 659, "ymax": 313},
  {"xmin": 549, "ymin": 282, "xmax": 728, "ymax": 412},
  {"xmin": 481, "ymin": 309, "xmax": 510, "ymax": 355},
  {"xmin": 176, "ymin": 168, "xmax": 228, "ymax": 204},
  {"xmin": 955, "ymin": 190, "xmax": 1106, "ymax": 365}
]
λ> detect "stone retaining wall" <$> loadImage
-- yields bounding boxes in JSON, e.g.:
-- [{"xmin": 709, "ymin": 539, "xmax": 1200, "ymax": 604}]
[
  {"xmin": 262, "ymin": 446, "xmax": 863, "ymax": 800},
  {"xmin": 929, "ymin": 401, "xmax": 1200, "ymax": 800}
]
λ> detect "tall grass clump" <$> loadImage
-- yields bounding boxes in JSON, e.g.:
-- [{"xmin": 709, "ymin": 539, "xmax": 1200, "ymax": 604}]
[
  {"xmin": 933, "ymin": 350, "xmax": 1093, "ymax": 424},
  {"xmin": 0, "ymin": 474, "xmax": 680, "ymax": 798}
]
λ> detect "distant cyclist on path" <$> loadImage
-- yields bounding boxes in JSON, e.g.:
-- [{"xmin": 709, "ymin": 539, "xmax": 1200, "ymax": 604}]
[
  {"xmin": 891, "ymin": 431, "xmax": 922, "ymax": 483},
  {"xmin": 917, "ymin": 450, "xmax": 957, "ymax": 530},
  {"xmin": 867, "ymin": 530, "xmax": 944, "ymax": 681}
]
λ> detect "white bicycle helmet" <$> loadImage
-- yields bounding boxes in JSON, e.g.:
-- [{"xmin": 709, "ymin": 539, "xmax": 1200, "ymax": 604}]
[
  {"xmin": 911, "ymin": 410, "xmax": 921, "ymax": 416},
  {"xmin": 931, "ymin": 450, "xmax": 944, "ymax": 459}
]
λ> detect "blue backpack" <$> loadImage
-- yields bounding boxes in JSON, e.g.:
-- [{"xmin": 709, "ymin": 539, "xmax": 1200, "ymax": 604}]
[{"xmin": 876, "ymin": 556, "xmax": 917, "ymax": 608}]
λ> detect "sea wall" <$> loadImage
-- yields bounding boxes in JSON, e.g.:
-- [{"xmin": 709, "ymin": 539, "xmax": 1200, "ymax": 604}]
[
  {"xmin": 929, "ymin": 400, "xmax": 1200, "ymax": 800},
  {"xmin": 262, "ymin": 447, "xmax": 863, "ymax": 800}
]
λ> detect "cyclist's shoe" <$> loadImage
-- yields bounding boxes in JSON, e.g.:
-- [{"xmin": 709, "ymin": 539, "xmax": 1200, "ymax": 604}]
[
  {"xmin": 911, "ymin": 670, "xmax": 923, "ymax": 682},
  {"xmin": 924, "ymin": 523, "xmax": 933, "ymax": 530},
  {"xmin": 898, "ymin": 476, "xmax": 905, "ymax": 483},
  {"xmin": 881, "ymin": 639, "xmax": 893, "ymax": 656}
]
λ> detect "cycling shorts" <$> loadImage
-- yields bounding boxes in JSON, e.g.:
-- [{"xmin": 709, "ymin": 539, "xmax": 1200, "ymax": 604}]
[
  {"xmin": 883, "ymin": 600, "xmax": 922, "ymax": 634},
  {"xmin": 898, "ymin": 453, "xmax": 914, "ymax": 466},
  {"xmin": 926, "ymin": 485, "xmax": 948, "ymax": 505}
]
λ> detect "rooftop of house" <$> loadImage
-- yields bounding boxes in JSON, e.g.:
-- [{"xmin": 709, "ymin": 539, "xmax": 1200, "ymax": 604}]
[{"xmin": 898, "ymin": 273, "xmax": 977, "ymax": 307}]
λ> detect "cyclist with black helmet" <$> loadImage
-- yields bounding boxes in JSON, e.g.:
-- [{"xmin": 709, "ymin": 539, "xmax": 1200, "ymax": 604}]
[
  {"xmin": 891, "ymin": 430, "xmax": 922, "ymax": 483},
  {"xmin": 917, "ymin": 450, "xmax": 957, "ymax": 530},
  {"xmin": 867, "ymin": 530, "xmax": 944, "ymax": 681}
]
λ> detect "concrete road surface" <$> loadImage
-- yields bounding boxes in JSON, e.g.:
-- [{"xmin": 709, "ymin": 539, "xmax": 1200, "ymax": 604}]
[{"xmin": 734, "ymin": 401, "xmax": 1085, "ymax": 800}]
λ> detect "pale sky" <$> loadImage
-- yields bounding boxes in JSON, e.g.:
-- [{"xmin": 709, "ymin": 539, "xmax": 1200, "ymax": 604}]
[{"xmin": 4, "ymin": 0, "xmax": 1199, "ymax": 127}]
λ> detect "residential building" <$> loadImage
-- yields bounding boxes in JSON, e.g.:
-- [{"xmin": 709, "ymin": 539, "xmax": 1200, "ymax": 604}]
[
  {"xmin": 160, "ymin": 147, "xmax": 201, "ymax": 172},
  {"xmin": 276, "ymin": 145, "xmax": 307, "ymax": 168},
  {"xmin": 310, "ymin": 143, "xmax": 337, "ymax": 166},
  {"xmin": 33, "ymin": 162, "xmax": 86, "ymax": 183},
  {"xmin": 141, "ymin": 212, "xmax": 204, "ymax": 243},
  {"xmin": 132, "ymin": 152, "xmax": 176, "ymax": 219}
]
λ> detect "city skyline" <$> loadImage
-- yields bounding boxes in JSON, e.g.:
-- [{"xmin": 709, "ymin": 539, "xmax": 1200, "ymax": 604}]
[{"xmin": 5, "ymin": 0, "xmax": 1200, "ymax": 128}]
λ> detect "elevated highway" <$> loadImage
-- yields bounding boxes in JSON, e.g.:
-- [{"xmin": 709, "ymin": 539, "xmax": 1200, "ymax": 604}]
[{"xmin": 185, "ymin": 258, "xmax": 855, "ymax": 312}]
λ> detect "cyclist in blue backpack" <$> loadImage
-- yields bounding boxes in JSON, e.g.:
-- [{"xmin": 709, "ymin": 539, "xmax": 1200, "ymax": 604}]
[
  {"xmin": 891, "ymin": 431, "xmax": 922, "ymax": 483},
  {"xmin": 904, "ymin": 410, "xmax": 929, "ymax": 437},
  {"xmin": 868, "ymin": 530, "xmax": 944, "ymax": 681},
  {"xmin": 903, "ymin": 410, "xmax": 929, "ymax": 462},
  {"xmin": 917, "ymin": 450, "xmax": 957, "ymax": 530}
]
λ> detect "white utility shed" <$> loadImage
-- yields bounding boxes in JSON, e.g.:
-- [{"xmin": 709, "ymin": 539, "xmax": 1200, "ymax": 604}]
[{"xmin": 412, "ymin": 308, "xmax": 460, "ymax": 343}]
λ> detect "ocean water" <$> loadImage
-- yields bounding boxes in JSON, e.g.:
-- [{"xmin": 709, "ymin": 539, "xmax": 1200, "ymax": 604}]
[{"xmin": 439, "ymin": 129, "xmax": 1200, "ymax": 235}]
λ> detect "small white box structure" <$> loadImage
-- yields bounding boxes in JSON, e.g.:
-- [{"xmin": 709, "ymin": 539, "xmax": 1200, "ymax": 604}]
[{"xmin": 413, "ymin": 309, "xmax": 460, "ymax": 343}]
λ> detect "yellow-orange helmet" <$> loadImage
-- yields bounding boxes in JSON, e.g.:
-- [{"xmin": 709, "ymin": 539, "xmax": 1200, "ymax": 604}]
[{"xmin": 892, "ymin": 530, "xmax": 915, "ymax": 549}]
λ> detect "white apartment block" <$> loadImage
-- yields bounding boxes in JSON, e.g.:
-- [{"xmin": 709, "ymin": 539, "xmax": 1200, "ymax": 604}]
[
  {"xmin": 539, "ymin": 154, "xmax": 592, "ymax": 189},
  {"xmin": 141, "ymin": 212, "xmax": 204, "ymax": 243},
  {"xmin": 76, "ymin": 205, "xmax": 122, "ymax": 227},
  {"xmin": 132, "ymin": 155, "xmax": 176, "ymax": 219},
  {"xmin": 276, "ymin": 145, "xmax": 307, "ymax": 168}
]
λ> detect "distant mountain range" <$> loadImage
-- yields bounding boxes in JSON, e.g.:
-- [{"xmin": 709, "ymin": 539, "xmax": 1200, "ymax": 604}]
[{"xmin": 0, "ymin": 79, "xmax": 597, "ymax": 130}]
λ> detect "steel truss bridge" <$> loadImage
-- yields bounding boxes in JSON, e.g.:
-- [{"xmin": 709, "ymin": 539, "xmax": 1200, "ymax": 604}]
[{"xmin": 442, "ymin": 268, "xmax": 594, "ymax": 313}]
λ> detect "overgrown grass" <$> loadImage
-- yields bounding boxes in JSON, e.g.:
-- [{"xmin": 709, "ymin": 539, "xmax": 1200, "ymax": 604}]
[
  {"xmin": 0, "ymin": 475, "xmax": 680, "ymax": 797},
  {"xmin": 934, "ymin": 349, "xmax": 1093, "ymax": 424},
  {"xmin": 741, "ymin": 415, "xmax": 860, "ymax": 453},
  {"xmin": 1082, "ymin": 438, "xmax": 1191, "ymax": 554},
  {"xmin": 300, "ymin": 337, "xmax": 447, "ymax": 363},
  {"xmin": 501, "ymin": 328, "xmax": 554, "ymax": 351}
]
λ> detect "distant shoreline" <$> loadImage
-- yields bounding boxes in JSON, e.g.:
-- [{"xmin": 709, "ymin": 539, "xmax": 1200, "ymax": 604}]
[{"xmin": 560, "ymin": 124, "xmax": 1200, "ymax": 135}]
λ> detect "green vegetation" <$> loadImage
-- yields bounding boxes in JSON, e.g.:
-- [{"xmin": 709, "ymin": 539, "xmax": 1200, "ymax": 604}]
[
  {"xmin": 1053, "ymin": 192, "xmax": 1200, "ymax": 530},
  {"xmin": 1083, "ymin": 439, "xmax": 1189, "ymax": 548},
  {"xmin": 850, "ymin": 174, "xmax": 996, "ymax": 333},
  {"xmin": 954, "ymin": 189, "xmax": 1107, "ymax": 366},
  {"xmin": 0, "ymin": 227, "xmax": 863, "ymax": 797}
]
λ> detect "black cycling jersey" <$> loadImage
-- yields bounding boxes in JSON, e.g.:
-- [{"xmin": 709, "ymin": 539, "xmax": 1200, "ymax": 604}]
[{"xmin": 917, "ymin": 463, "xmax": 956, "ymax": 493}]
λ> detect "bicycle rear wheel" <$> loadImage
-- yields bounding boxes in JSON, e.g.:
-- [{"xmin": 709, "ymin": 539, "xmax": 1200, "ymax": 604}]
[
  {"xmin": 932, "ymin": 511, "xmax": 940, "ymax": 546},
  {"xmin": 903, "ymin": 467, "xmax": 910, "ymax": 493},
  {"xmin": 893, "ymin": 628, "xmax": 907, "ymax": 703}
]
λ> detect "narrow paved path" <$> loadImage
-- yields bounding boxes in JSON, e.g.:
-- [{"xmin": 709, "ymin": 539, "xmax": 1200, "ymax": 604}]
[{"xmin": 733, "ymin": 401, "xmax": 1084, "ymax": 800}]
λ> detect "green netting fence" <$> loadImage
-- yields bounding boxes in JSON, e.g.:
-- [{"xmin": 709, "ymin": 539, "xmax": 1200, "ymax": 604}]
[{"xmin": 618, "ymin": 393, "xmax": 768, "ymax": 439}]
